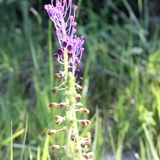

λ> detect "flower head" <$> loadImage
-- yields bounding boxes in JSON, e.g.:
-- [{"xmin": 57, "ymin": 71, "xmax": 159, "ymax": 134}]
[{"xmin": 44, "ymin": 0, "xmax": 84, "ymax": 73}]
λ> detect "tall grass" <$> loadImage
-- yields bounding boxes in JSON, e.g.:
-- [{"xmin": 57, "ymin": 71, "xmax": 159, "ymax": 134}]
[{"xmin": 0, "ymin": 0, "xmax": 159, "ymax": 159}]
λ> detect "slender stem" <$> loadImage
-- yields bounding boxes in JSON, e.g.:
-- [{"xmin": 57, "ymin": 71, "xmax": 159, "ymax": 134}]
[
  {"xmin": 48, "ymin": 20, "xmax": 53, "ymax": 88},
  {"xmin": 64, "ymin": 49, "xmax": 82, "ymax": 159}
]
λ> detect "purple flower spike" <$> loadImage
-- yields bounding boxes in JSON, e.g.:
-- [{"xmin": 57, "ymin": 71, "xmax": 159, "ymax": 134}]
[{"xmin": 44, "ymin": 0, "xmax": 84, "ymax": 73}]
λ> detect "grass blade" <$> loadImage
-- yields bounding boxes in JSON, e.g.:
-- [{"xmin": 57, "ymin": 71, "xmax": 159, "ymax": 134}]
[
  {"xmin": 20, "ymin": 115, "xmax": 28, "ymax": 160},
  {"xmin": 10, "ymin": 119, "xmax": 13, "ymax": 160}
]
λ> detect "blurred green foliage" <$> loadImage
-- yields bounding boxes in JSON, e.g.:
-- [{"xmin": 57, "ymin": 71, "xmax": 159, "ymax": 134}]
[{"xmin": 0, "ymin": 0, "xmax": 160, "ymax": 159}]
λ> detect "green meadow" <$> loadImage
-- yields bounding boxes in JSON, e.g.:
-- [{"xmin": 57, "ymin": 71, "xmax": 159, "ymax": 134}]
[{"xmin": 0, "ymin": 0, "xmax": 160, "ymax": 159}]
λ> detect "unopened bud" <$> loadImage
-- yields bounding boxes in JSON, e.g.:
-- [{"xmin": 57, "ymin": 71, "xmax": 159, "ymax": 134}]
[
  {"xmin": 49, "ymin": 102, "xmax": 58, "ymax": 108},
  {"xmin": 76, "ymin": 102, "xmax": 83, "ymax": 107},
  {"xmin": 61, "ymin": 145, "xmax": 66, "ymax": 150},
  {"xmin": 55, "ymin": 115, "xmax": 65, "ymax": 125},
  {"xmin": 78, "ymin": 120, "xmax": 90, "ymax": 126},
  {"xmin": 61, "ymin": 126, "xmax": 67, "ymax": 131},
  {"xmin": 53, "ymin": 53, "xmax": 59, "ymax": 61},
  {"xmin": 59, "ymin": 102, "xmax": 67, "ymax": 108},
  {"xmin": 75, "ymin": 148, "xmax": 79, "ymax": 153},
  {"xmin": 54, "ymin": 73, "xmax": 60, "ymax": 79},
  {"xmin": 59, "ymin": 71, "xmax": 65, "ymax": 77},
  {"xmin": 47, "ymin": 129, "xmax": 57, "ymax": 135},
  {"xmin": 51, "ymin": 87, "xmax": 58, "ymax": 94},
  {"xmin": 81, "ymin": 138, "xmax": 91, "ymax": 146},
  {"xmin": 68, "ymin": 52, "xmax": 73, "ymax": 59},
  {"xmin": 50, "ymin": 145, "xmax": 60, "ymax": 150},
  {"xmin": 75, "ymin": 94, "xmax": 81, "ymax": 100},
  {"xmin": 87, "ymin": 152, "xmax": 94, "ymax": 158},
  {"xmin": 79, "ymin": 108, "xmax": 89, "ymax": 114},
  {"xmin": 82, "ymin": 153, "xmax": 89, "ymax": 159},
  {"xmin": 70, "ymin": 134, "xmax": 75, "ymax": 141},
  {"xmin": 78, "ymin": 77, "xmax": 83, "ymax": 83},
  {"xmin": 76, "ymin": 84, "xmax": 83, "ymax": 92}
]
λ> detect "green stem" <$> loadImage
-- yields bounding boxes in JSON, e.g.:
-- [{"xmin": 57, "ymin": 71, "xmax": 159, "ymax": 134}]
[{"xmin": 64, "ymin": 49, "xmax": 82, "ymax": 159}]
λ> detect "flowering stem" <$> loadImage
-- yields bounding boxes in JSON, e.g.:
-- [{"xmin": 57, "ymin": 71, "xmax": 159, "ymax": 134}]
[
  {"xmin": 44, "ymin": 1, "xmax": 93, "ymax": 159},
  {"xmin": 65, "ymin": 70, "xmax": 83, "ymax": 159}
]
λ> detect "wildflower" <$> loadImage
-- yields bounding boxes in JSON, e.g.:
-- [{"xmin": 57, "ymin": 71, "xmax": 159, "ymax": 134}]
[
  {"xmin": 44, "ymin": 0, "xmax": 92, "ymax": 159},
  {"xmin": 44, "ymin": 0, "xmax": 84, "ymax": 73}
]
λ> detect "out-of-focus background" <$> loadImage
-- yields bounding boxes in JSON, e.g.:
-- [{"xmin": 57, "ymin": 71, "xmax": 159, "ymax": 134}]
[{"xmin": 0, "ymin": 0, "xmax": 160, "ymax": 159}]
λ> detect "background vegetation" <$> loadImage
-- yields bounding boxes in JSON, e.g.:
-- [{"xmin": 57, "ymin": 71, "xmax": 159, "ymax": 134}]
[{"xmin": 0, "ymin": 0, "xmax": 160, "ymax": 159}]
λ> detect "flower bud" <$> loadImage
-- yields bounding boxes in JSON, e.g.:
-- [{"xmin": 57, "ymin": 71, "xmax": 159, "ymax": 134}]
[
  {"xmin": 55, "ymin": 115, "xmax": 65, "ymax": 125},
  {"xmin": 68, "ymin": 52, "xmax": 73, "ymax": 59},
  {"xmin": 78, "ymin": 77, "xmax": 83, "ymax": 83},
  {"xmin": 59, "ymin": 102, "xmax": 67, "ymax": 108},
  {"xmin": 79, "ymin": 108, "xmax": 89, "ymax": 114},
  {"xmin": 70, "ymin": 134, "xmax": 75, "ymax": 141},
  {"xmin": 54, "ymin": 73, "xmax": 60, "ymax": 79},
  {"xmin": 61, "ymin": 126, "xmax": 67, "ymax": 131},
  {"xmin": 53, "ymin": 53, "xmax": 59, "ymax": 61},
  {"xmin": 75, "ymin": 94, "xmax": 81, "ymax": 100},
  {"xmin": 76, "ymin": 102, "xmax": 83, "ymax": 107},
  {"xmin": 75, "ymin": 69, "xmax": 80, "ymax": 75},
  {"xmin": 87, "ymin": 152, "xmax": 94, "ymax": 158},
  {"xmin": 78, "ymin": 120, "xmax": 90, "ymax": 126},
  {"xmin": 47, "ymin": 129, "xmax": 57, "ymax": 135},
  {"xmin": 76, "ymin": 84, "xmax": 83, "ymax": 92},
  {"xmin": 50, "ymin": 145, "xmax": 60, "ymax": 150},
  {"xmin": 61, "ymin": 145, "xmax": 66, "ymax": 150},
  {"xmin": 51, "ymin": 87, "xmax": 58, "ymax": 94},
  {"xmin": 57, "ymin": 48, "xmax": 64, "ymax": 56},
  {"xmin": 62, "ymin": 41, "xmax": 67, "ymax": 48},
  {"xmin": 67, "ymin": 44, "xmax": 72, "ymax": 51},
  {"xmin": 81, "ymin": 138, "xmax": 91, "ymax": 146},
  {"xmin": 49, "ymin": 102, "xmax": 58, "ymax": 108},
  {"xmin": 82, "ymin": 153, "xmax": 89, "ymax": 159}
]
